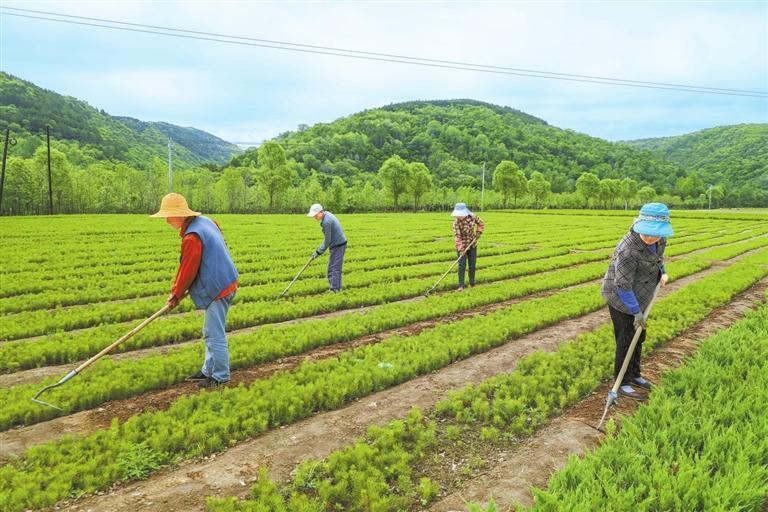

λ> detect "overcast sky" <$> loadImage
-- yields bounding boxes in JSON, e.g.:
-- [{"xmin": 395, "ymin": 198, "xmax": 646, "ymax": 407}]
[{"xmin": 1, "ymin": 1, "xmax": 766, "ymax": 145}]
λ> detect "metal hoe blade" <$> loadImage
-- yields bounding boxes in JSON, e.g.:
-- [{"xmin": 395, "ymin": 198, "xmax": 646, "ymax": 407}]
[{"xmin": 30, "ymin": 370, "xmax": 77, "ymax": 411}]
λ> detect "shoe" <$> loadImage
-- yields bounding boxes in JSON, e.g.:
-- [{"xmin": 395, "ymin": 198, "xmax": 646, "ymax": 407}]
[
  {"xmin": 198, "ymin": 377, "xmax": 225, "ymax": 389},
  {"xmin": 457, "ymin": 287, "xmax": 464, "ymax": 292},
  {"xmin": 631, "ymin": 376, "xmax": 653, "ymax": 390},
  {"xmin": 618, "ymin": 385, "xmax": 645, "ymax": 401},
  {"xmin": 186, "ymin": 371, "xmax": 207, "ymax": 382}
]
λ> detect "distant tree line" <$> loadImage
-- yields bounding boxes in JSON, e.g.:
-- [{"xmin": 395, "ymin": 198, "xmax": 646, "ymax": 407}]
[
  {"xmin": 1, "ymin": 100, "xmax": 764, "ymax": 215},
  {"xmin": 0, "ymin": 140, "xmax": 726, "ymax": 216}
]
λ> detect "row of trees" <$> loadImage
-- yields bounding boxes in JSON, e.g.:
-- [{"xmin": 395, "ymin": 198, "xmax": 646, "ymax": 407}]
[{"xmin": 1, "ymin": 140, "xmax": 717, "ymax": 216}]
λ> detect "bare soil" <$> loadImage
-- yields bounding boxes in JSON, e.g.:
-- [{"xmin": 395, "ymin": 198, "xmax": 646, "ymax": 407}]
[
  {"xmin": 426, "ymin": 278, "xmax": 768, "ymax": 512},
  {"xmin": 48, "ymin": 263, "xmax": 725, "ymax": 512}
]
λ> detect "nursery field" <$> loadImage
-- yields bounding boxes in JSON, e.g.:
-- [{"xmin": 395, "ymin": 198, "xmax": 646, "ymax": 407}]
[{"xmin": 1, "ymin": 210, "xmax": 768, "ymax": 512}]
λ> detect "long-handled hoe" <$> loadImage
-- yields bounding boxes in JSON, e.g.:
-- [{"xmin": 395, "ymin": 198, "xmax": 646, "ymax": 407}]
[
  {"xmin": 31, "ymin": 304, "xmax": 171, "ymax": 410},
  {"xmin": 594, "ymin": 281, "xmax": 662, "ymax": 433},
  {"xmin": 275, "ymin": 255, "xmax": 315, "ymax": 301},
  {"xmin": 424, "ymin": 237, "xmax": 479, "ymax": 297}
]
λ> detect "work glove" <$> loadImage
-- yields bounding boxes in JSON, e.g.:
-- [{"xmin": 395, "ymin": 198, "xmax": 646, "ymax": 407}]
[
  {"xmin": 166, "ymin": 293, "xmax": 181, "ymax": 310},
  {"xmin": 633, "ymin": 312, "xmax": 647, "ymax": 330}
]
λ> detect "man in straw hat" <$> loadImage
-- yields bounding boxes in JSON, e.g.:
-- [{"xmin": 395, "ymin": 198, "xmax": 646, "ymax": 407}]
[
  {"xmin": 307, "ymin": 203, "xmax": 347, "ymax": 293},
  {"xmin": 451, "ymin": 202, "xmax": 484, "ymax": 291},
  {"xmin": 601, "ymin": 202, "xmax": 672, "ymax": 400},
  {"xmin": 151, "ymin": 193, "xmax": 239, "ymax": 389}
]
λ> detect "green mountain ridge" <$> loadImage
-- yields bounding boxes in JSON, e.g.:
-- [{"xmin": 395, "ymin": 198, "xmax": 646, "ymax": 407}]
[
  {"xmin": 0, "ymin": 72, "xmax": 240, "ymax": 168},
  {"xmin": 241, "ymin": 98, "xmax": 684, "ymax": 194},
  {"xmin": 624, "ymin": 123, "xmax": 767, "ymax": 183}
]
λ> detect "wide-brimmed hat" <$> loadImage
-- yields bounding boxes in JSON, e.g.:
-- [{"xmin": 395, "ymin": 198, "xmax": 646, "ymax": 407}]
[
  {"xmin": 450, "ymin": 202, "xmax": 473, "ymax": 217},
  {"xmin": 632, "ymin": 202, "xmax": 673, "ymax": 237},
  {"xmin": 150, "ymin": 193, "xmax": 201, "ymax": 218},
  {"xmin": 307, "ymin": 203, "xmax": 323, "ymax": 217}
]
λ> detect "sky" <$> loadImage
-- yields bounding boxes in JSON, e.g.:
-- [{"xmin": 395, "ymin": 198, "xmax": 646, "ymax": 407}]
[{"xmin": 0, "ymin": 0, "xmax": 766, "ymax": 146}]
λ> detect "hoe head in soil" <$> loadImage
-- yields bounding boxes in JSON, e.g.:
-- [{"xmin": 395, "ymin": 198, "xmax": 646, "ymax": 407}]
[
  {"xmin": 30, "ymin": 303, "xmax": 172, "ymax": 411},
  {"xmin": 31, "ymin": 370, "xmax": 77, "ymax": 411}
]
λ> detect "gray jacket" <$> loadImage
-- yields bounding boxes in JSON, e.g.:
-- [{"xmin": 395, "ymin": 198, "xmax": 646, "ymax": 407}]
[
  {"xmin": 316, "ymin": 211, "xmax": 347, "ymax": 255},
  {"xmin": 601, "ymin": 229, "xmax": 666, "ymax": 314}
]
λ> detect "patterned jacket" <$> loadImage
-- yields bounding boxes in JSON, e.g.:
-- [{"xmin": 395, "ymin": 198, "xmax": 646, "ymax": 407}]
[
  {"xmin": 453, "ymin": 215, "xmax": 484, "ymax": 252},
  {"xmin": 601, "ymin": 229, "xmax": 666, "ymax": 314}
]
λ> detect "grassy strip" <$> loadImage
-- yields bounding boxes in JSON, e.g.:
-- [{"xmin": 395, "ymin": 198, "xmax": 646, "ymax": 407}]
[
  {"xmin": 0, "ymin": 276, "xmax": 634, "ymax": 510},
  {"xmin": 204, "ymin": 248, "xmax": 768, "ymax": 512},
  {"xmin": 524, "ymin": 300, "xmax": 768, "ymax": 511},
  {"xmin": 0, "ymin": 248, "xmax": 613, "ymax": 361},
  {"xmin": 0, "ymin": 244, "xmax": 611, "ymax": 341}
]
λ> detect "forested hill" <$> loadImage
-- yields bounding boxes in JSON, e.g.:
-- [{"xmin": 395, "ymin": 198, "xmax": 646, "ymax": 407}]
[
  {"xmin": 231, "ymin": 99, "xmax": 684, "ymax": 194},
  {"xmin": 0, "ymin": 72, "xmax": 240, "ymax": 168},
  {"xmin": 624, "ymin": 124, "xmax": 768, "ymax": 203}
]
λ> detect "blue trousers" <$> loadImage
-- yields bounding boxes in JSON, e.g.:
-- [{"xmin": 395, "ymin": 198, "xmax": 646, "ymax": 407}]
[
  {"xmin": 328, "ymin": 243, "xmax": 346, "ymax": 292},
  {"xmin": 202, "ymin": 292, "xmax": 234, "ymax": 382}
]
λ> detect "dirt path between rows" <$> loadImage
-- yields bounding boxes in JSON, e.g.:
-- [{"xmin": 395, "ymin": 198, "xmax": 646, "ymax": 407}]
[
  {"xmin": 427, "ymin": 278, "xmax": 768, "ymax": 512},
  {"xmin": 47, "ymin": 263, "xmax": 731, "ymax": 512},
  {"xmin": 7, "ymin": 234, "xmax": 755, "ymax": 389},
  {"xmin": 0, "ymin": 280, "xmax": 588, "ymax": 459}
]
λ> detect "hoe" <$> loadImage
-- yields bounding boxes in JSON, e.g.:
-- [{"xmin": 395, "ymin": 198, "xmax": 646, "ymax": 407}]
[
  {"xmin": 594, "ymin": 281, "xmax": 662, "ymax": 433},
  {"xmin": 31, "ymin": 304, "xmax": 170, "ymax": 410},
  {"xmin": 424, "ymin": 236, "xmax": 479, "ymax": 296},
  {"xmin": 275, "ymin": 255, "xmax": 315, "ymax": 300}
]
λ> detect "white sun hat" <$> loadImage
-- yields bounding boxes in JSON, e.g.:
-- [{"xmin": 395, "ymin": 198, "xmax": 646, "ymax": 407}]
[
  {"xmin": 307, "ymin": 203, "xmax": 324, "ymax": 217},
  {"xmin": 450, "ymin": 202, "xmax": 473, "ymax": 217}
]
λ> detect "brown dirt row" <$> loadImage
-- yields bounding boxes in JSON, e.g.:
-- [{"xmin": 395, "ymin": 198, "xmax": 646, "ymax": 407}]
[
  {"xmin": 426, "ymin": 278, "xmax": 768, "ymax": 511},
  {"xmin": 7, "ymin": 233, "xmax": 756, "ymax": 389},
  {"xmin": 0, "ymin": 280, "xmax": 587, "ymax": 459},
  {"xmin": 45, "ymin": 262, "xmax": 741, "ymax": 512}
]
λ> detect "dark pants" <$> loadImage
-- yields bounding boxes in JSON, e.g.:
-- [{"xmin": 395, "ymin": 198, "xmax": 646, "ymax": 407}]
[
  {"xmin": 328, "ymin": 243, "xmax": 346, "ymax": 292},
  {"xmin": 457, "ymin": 246, "xmax": 477, "ymax": 288},
  {"xmin": 608, "ymin": 305, "xmax": 646, "ymax": 385}
]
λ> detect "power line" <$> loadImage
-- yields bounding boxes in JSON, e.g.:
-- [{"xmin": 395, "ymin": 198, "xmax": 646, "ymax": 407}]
[
  {"xmin": 4, "ymin": 6, "xmax": 765, "ymax": 96},
  {"xmin": 2, "ymin": 7, "xmax": 766, "ymax": 99}
]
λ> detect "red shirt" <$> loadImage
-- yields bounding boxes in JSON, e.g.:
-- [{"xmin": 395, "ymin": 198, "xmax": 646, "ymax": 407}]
[{"xmin": 171, "ymin": 218, "xmax": 238, "ymax": 301}]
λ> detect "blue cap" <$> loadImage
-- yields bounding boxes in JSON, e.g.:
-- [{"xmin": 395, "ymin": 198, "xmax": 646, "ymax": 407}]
[
  {"xmin": 450, "ymin": 203, "xmax": 473, "ymax": 217},
  {"xmin": 632, "ymin": 203, "xmax": 673, "ymax": 237}
]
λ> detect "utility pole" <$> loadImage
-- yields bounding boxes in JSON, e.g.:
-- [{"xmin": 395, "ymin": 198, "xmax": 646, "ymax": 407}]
[
  {"xmin": 46, "ymin": 125, "xmax": 53, "ymax": 215},
  {"xmin": 480, "ymin": 161, "xmax": 486, "ymax": 211},
  {"xmin": 0, "ymin": 128, "xmax": 16, "ymax": 214},
  {"xmin": 167, "ymin": 138, "xmax": 173, "ymax": 192}
]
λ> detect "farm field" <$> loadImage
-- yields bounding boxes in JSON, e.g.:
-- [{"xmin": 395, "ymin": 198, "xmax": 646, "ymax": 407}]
[{"xmin": 1, "ymin": 210, "xmax": 768, "ymax": 512}]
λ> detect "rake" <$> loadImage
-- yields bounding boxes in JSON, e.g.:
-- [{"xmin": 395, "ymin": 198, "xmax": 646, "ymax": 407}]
[{"xmin": 31, "ymin": 304, "xmax": 171, "ymax": 410}]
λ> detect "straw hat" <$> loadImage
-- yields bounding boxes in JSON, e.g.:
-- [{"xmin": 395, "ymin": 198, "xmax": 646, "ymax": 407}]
[{"xmin": 150, "ymin": 193, "xmax": 201, "ymax": 218}]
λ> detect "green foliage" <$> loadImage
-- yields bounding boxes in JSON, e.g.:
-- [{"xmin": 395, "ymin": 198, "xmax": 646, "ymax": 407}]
[
  {"xmin": 576, "ymin": 172, "xmax": 600, "ymax": 207},
  {"xmin": 528, "ymin": 298, "xmax": 768, "ymax": 511},
  {"xmin": 626, "ymin": 124, "xmax": 768, "ymax": 207},
  {"xmin": 116, "ymin": 442, "xmax": 164, "ymax": 481},
  {"xmin": 208, "ymin": 247, "xmax": 768, "ymax": 512},
  {"xmin": 0, "ymin": 72, "xmax": 239, "ymax": 168},
  {"xmin": 378, "ymin": 155, "xmax": 412, "ymax": 208},
  {"xmin": 492, "ymin": 160, "xmax": 527, "ymax": 208},
  {"xmin": 408, "ymin": 162, "xmax": 433, "ymax": 210}
]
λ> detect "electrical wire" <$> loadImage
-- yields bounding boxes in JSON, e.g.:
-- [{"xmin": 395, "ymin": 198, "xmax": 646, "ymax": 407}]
[{"xmin": 2, "ymin": 7, "xmax": 765, "ymax": 98}]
